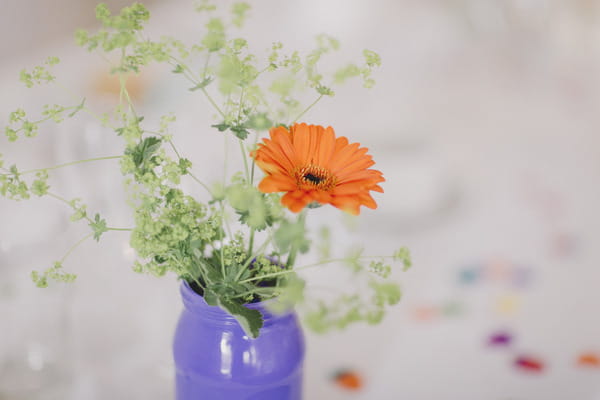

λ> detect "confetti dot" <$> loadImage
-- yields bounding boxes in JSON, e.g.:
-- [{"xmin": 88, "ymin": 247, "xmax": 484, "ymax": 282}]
[
  {"xmin": 495, "ymin": 294, "xmax": 521, "ymax": 316},
  {"xmin": 577, "ymin": 353, "xmax": 600, "ymax": 368},
  {"xmin": 552, "ymin": 233, "xmax": 577, "ymax": 258},
  {"xmin": 412, "ymin": 306, "xmax": 438, "ymax": 321},
  {"xmin": 441, "ymin": 301, "xmax": 464, "ymax": 317},
  {"xmin": 488, "ymin": 331, "xmax": 513, "ymax": 347},
  {"xmin": 458, "ymin": 267, "xmax": 481, "ymax": 285},
  {"xmin": 486, "ymin": 259, "xmax": 512, "ymax": 282},
  {"xmin": 333, "ymin": 369, "xmax": 364, "ymax": 391},
  {"xmin": 512, "ymin": 266, "xmax": 533, "ymax": 289},
  {"xmin": 514, "ymin": 356, "xmax": 545, "ymax": 373}
]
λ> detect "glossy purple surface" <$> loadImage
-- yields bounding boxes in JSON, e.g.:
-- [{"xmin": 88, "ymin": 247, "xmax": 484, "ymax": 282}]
[{"xmin": 173, "ymin": 281, "xmax": 305, "ymax": 400}]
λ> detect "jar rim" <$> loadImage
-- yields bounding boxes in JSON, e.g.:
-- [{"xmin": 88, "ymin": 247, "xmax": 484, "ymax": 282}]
[{"xmin": 179, "ymin": 280, "xmax": 291, "ymax": 325}]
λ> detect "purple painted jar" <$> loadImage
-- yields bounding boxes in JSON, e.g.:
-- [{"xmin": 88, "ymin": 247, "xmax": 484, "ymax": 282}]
[{"xmin": 173, "ymin": 281, "xmax": 305, "ymax": 400}]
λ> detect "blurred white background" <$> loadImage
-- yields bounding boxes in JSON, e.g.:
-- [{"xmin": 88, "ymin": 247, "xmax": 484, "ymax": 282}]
[{"xmin": 1, "ymin": 1, "xmax": 600, "ymax": 399}]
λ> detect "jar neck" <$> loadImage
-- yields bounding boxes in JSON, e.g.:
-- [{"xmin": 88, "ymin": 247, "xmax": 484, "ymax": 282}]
[{"xmin": 179, "ymin": 280, "xmax": 291, "ymax": 326}]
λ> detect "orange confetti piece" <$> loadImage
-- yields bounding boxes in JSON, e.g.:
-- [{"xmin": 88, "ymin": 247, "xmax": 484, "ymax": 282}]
[
  {"xmin": 577, "ymin": 353, "xmax": 600, "ymax": 368},
  {"xmin": 333, "ymin": 370, "xmax": 364, "ymax": 390},
  {"xmin": 412, "ymin": 306, "xmax": 438, "ymax": 321}
]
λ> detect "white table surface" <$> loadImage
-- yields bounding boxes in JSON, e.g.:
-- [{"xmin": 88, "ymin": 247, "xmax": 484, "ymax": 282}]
[{"xmin": 1, "ymin": 1, "xmax": 600, "ymax": 399}]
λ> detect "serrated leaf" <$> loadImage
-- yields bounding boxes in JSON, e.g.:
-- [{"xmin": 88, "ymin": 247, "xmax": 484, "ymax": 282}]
[
  {"xmin": 230, "ymin": 125, "xmax": 250, "ymax": 140},
  {"xmin": 211, "ymin": 122, "xmax": 230, "ymax": 132},
  {"xmin": 218, "ymin": 298, "xmax": 263, "ymax": 338},
  {"xmin": 89, "ymin": 213, "xmax": 108, "ymax": 241},
  {"xmin": 127, "ymin": 136, "xmax": 161, "ymax": 172},
  {"xmin": 189, "ymin": 76, "xmax": 214, "ymax": 91},
  {"xmin": 68, "ymin": 98, "xmax": 86, "ymax": 117}
]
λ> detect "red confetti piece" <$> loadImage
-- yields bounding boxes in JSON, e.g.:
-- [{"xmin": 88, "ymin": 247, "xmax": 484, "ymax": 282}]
[
  {"xmin": 514, "ymin": 356, "xmax": 545, "ymax": 373},
  {"xmin": 577, "ymin": 353, "xmax": 600, "ymax": 368},
  {"xmin": 333, "ymin": 369, "xmax": 364, "ymax": 391}
]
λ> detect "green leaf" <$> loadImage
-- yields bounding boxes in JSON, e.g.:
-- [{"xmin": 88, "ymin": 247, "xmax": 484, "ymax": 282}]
[
  {"xmin": 230, "ymin": 125, "xmax": 250, "ymax": 140},
  {"xmin": 211, "ymin": 122, "xmax": 230, "ymax": 132},
  {"xmin": 246, "ymin": 113, "xmax": 272, "ymax": 131},
  {"xmin": 393, "ymin": 247, "xmax": 412, "ymax": 271},
  {"xmin": 189, "ymin": 76, "xmax": 214, "ymax": 91},
  {"xmin": 370, "ymin": 281, "xmax": 402, "ymax": 306},
  {"xmin": 126, "ymin": 136, "xmax": 162, "ymax": 172},
  {"xmin": 217, "ymin": 298, "xmax": 263, "ymax": 338},
  {"xmin": 316, "ymin": 85, "xmax": 334, "ymax": 96},
  {"xmin": 68, "ymin": 98, "xmax": 86, "ymax": 117},
  {"xmin": 274, "ymin": 219, "xmax": 310, "ymax": 254},
  {"xmin": 89, "ymin": 213, "xmax": 108, "ymax": 241}
]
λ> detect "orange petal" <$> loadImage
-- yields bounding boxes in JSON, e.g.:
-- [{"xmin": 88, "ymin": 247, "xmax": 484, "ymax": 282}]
[
  {"xmin": 281, "ymin": 191, "xmax": 311, "ymax": 213},
  {"xmin": 292, "ymin": 123, "xmax": 310, "ymax": 164},
  {"xmin": 258, "ymin": 174, "xmax": 297, "ymax": 193},
  {"xmin": 330, "ymin": 195, "xmax": 362, "ymax": 215},
  {"xmin": 271, "ymin": 127, "xmax": 298, "ymax": 168},
  {"xmin": 330, "ymin": 142, "xmax": 361, "ymax": 173},
  {"xmin": 316, "ymin": 126, "xmax": 336, "ymax": 168}
]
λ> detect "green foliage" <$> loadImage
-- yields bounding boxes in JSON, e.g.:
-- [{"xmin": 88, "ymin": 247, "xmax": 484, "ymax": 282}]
[
  {"xmin": 218, "ymin": 298, "xmax": 262, "ymax": 338},
  {"xmin": 31, "ymin": 262, "xmax": 76, "ymax": 288},
  {"xmin": 334, "ymin": 49, "xmax": 381, "ymax": 88},
  {"xmin": 202, "ymin": 18, "xmax": 226, "ymax": 52},
  {"xmin": 69, "ymin": 198, "xmax": 88, "ymax": 221},
  {"xmin": 1, "ymin": 1, "xmax": 411, "ymax": 338},
  {"xmin": 31, "ymin": 171, "xmax": 49, "ymax": 196},
  {"xmin": 89, "ymin": 213, "xmax": 108, "ymax": 241},
  {"xmin": 393, "ymin": 247, "xmax": 412, "ymax": 271},
  {"xmin": 4, "ymin": 99, "xmax": 85, "ymax": 142},
  {"xmin": 20, "ymin": 57, "xmax": 59, "ymax": 88},
  {"xmin": 274, "ymin": 219, "xmax": 310, "ymax": 255},
  {"xmin": 231, "ymin": 3, "xmax": 251, "ymax": 28}
]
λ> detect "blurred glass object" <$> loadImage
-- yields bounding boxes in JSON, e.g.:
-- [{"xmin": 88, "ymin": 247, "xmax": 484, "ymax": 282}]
[
  {"xmin": 367, "ymin": 131, "xmax": 460, "ymax": 233},
  {"xmin": 0, "ymin": 242, "xmax": 73, "ymax": 400}
]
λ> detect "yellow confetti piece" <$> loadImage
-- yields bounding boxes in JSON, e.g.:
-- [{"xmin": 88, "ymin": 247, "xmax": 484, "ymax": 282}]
[{"xmin": 494, "ymin": 294, "xmax": 521, "ymax": 315}]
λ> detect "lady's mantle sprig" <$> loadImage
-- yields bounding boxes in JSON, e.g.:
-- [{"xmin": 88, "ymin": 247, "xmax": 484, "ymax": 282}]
[{"xmin": 1, "ymin": 2, "xmax": 411, "ymax": 338}]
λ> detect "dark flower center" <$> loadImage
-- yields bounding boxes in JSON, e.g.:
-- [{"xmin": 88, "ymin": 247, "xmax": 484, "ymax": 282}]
[
  {"xmin": 303, "ymin": 173, "xmax": 323, "ymax": 184},
  {"xmin": 294, "ymin": 164, "xmax": 336, "ymax": 190}
]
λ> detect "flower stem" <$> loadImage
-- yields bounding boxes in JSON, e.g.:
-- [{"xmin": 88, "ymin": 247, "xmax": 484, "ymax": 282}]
[
  {"xmin": 60, "ymin": 233, "xmax": 94, "ymax": 264},
  {"xmin": 292, "ymin": 94, "xmax": 323, "ymax": 123},
  {"xmin": 285, "ymin": 211, "xmax": 306, "ymax": 268},
  {"xmin": 234, "ymin": 235, "xmax": 273, "ymax": 282},
  {"xmin": 14, "ymin": 155, "xmax": 122, "ymax": 176}
]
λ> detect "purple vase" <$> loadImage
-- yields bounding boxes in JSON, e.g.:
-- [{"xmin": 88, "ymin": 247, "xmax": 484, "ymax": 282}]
[{"xmin": 173, "ymin": 281, "xmax": 305, "ymax": 400}]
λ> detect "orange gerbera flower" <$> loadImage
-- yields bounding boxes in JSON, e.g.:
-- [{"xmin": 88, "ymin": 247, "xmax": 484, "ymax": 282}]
[{"xmin": 252, "ymin": 123, "xmax": 384, "ymax": 215}]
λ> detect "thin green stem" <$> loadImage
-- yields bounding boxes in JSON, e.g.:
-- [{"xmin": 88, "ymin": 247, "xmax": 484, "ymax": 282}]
[
  {"xmin": 238, "ymin": 255, "xmax": 397, "ymax": 284},
  {"xmin": 292, "ymin": 94, "xmax": 323, "ymax": 123},
  {"xmin": 201, "ymin": 87, "xmax": 226, "ymax": 118},
  {"xmin": 46, "ymin": 192, "xmax": 92, "ymax": 223},
  {"xmin": 46, "ymin": 191, "xmax": 131, "ymax": 231},
  {"xmin": 202, "ymin": 53, "xmax": 212, "ymax": 78},
  {"xmin": 219, "ymin": 203, "xmax": 226, "ymax": 277},
  {"xmin": 250, "ymin": 131, "xmax": 258, "ymax": 185},
  {"xmin": 234, "ymin": 235, "xmax": 273, "ymax": 282},
  {"xmin": 54, "ymin": 82, "xmax": 116, "ymax": 129},
  {"xmin": 285, "ymin": 211, "xmax": 306, "ymax": 267},
  {"xmin": 247, "ymin": 229, "xmax": 255, "ymax": 256},
  {"xmin": 143, "ymin": 129, "xmax": 213, "ymax": 195},
  {"xmin": 106, "ymin": 227, "xmax": 133, "ymax": 232},
  {"xmin": 168, "ymin": 56, "xmax": 226, "ymax": 119},
  {"xmin": 238, "ymin": 266, "xmax": 296, "ymax": 284},
  {"xmin": 12, "ymin": 155, "xmax": 122, "ymax": 176},
  {"xmin": 60, "ymin": 233, "xmax": 94, "ymax": 264},
  {"xmin": 239, "ymin": 140, "xmax": 250, "ymax": 182}
]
